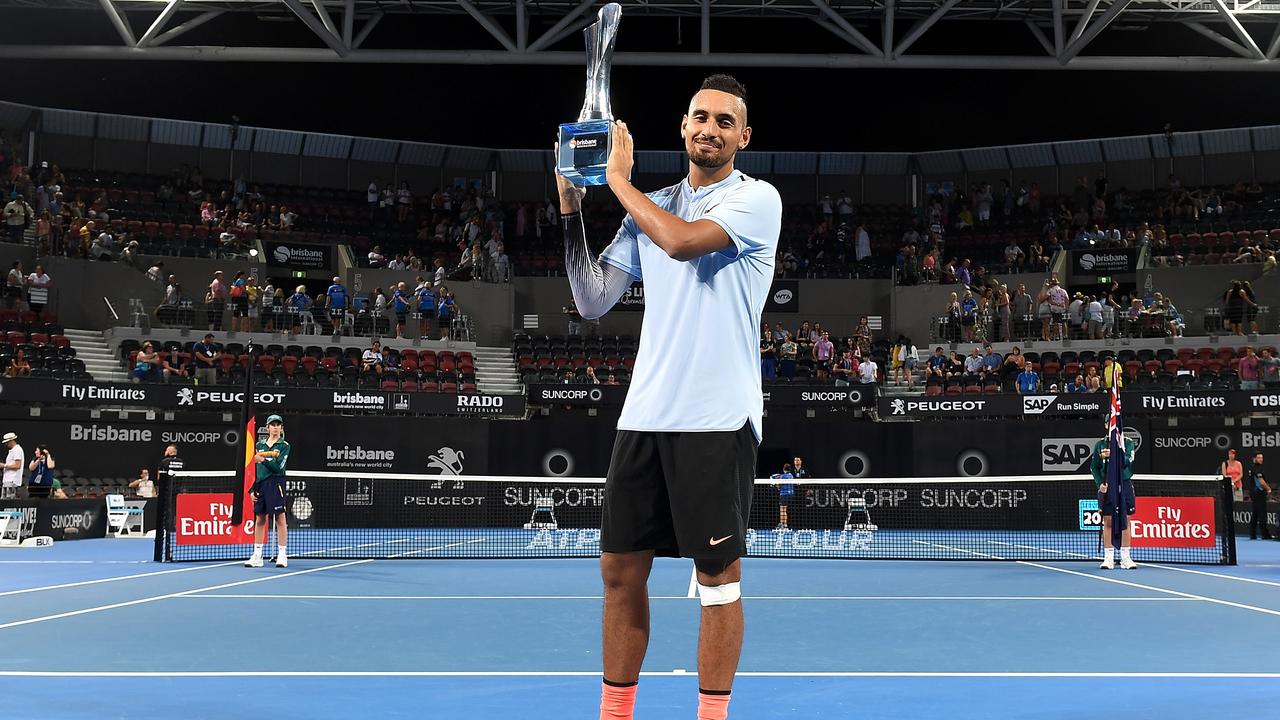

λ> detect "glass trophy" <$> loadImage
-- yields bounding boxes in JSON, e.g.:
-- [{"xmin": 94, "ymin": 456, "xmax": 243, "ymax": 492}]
[{"xmin": 557, "ymin": 3, "xmax": 622, "ymax": 186}]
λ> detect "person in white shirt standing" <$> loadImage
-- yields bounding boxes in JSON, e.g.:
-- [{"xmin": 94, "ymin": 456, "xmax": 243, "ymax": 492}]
[
  {"xmin": 1, "ymin": 432, "xmax": 24, "ymax": 499},
  {"xmin": 557, "ymin": 74, "xmax": 780, "ymax": 720}
]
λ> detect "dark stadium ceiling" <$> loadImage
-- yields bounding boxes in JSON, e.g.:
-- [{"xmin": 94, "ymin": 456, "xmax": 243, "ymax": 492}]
[{"xmin": 2, "ymin": 0, "xmax": 1280, "ymax": 70}]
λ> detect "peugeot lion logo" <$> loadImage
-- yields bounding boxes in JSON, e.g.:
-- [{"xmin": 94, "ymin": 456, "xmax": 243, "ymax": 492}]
[
  {"xmin": 176, "ymin": 388, "xmax": 194, "ymax": 406},
  {"xmin": 890, "ymin": 398, "xmax": 906, "ymax": 415}
]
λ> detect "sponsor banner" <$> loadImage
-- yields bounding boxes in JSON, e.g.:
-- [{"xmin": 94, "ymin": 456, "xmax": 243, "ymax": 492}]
[
  {"xmin": 611, "ymin": 283, "xmax": 646, "ymax": 312},
  {"xmin": 0, "ymin": 379, "xmax": 523, "ymax": 417},
  {"xmin": 611, "ymin": 279, "xmax": 797, "ymax": 313},
  {"xmin": 0, "ymin": 498, "xmax": 108, "ymax": 540},
  {"xmin": 1233, "ymin": 500, "xmax": 1279, "ymax": 535},
  {"xmin": 531, "ymin": 384, "xmax": 627, "ymax": 406},
  {"xmin": 173, "ymin": 492, "xmax": 254, "ymax": 545},
  {"xmin": 881, "ymin": 396, "xmax": 993, "ymax": 418},
  {"xmin": 1041, "ymin": 427, "xmax": 1143, "ymax": 473},
  {"xmin": 1071, "ymin": 248, "xmax": 1138, "ymax": 275},
  {"xmin": 1079, "ymin": 496, "xmax": 1217, "ymax": 548},
  {"xmin": 528, "ymin": 383, "xmax": 874, "ymax": 409},
  {"xmin": 764, "ymin": 280, "xmax": 800, "ymax": 313},
  {"xmin": 263, "ymin": 241, "xmax": 332, "ymax": 270},
  {"xmin": 879, "ymin": 390, "xmax": 1276, "ymax": 419},
  {"xmin": 0, "ymin": 418, "xmax": 238, "ymax": 480},
  {"xmin": 281, "ymin": 416, "xmax": 489, "ymax": 475},
  {"xmin": 763, "ymin": 384, "xmax": 874, "ymax": 408}
]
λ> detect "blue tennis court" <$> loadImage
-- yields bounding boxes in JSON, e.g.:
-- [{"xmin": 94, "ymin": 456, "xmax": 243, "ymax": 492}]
[{"xmin": 3, "ymin": 538, "xmax": 1280, "ymax": 719}]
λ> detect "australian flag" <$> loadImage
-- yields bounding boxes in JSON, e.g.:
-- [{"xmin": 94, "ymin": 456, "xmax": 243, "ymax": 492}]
[{"xmin": 1105, "ymin": 366, "xmax": 1128, "ymax": 547}]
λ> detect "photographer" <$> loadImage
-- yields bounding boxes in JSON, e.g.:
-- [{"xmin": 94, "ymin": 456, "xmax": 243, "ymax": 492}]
[{"xmin": 26, "ymin": 445, "xmax": 55, "ymax": 499}]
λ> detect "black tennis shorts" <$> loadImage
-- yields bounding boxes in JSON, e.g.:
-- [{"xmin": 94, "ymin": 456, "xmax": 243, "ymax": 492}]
[
  {"xmin": 1100, "ymin": 480, "xmax": 1136, "ymax": 516},
  {"xmin": 601, "ymin": 422, "xmax": 757, "ymax": 561}
]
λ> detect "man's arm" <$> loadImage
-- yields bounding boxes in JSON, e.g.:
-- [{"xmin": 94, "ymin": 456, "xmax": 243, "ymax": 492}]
[
  {"xmin": 603, "ymin": 122, "xmax": 732, "ymax": 262},
  {"xmin": 555, "ymin": 149, "xmax": 636, "ymax": 321},
  {"xmin": 262, "ymin": 442, "xmax": 290, "ymax": 475}
]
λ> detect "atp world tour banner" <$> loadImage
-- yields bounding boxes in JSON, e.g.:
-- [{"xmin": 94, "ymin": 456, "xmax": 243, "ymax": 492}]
[{"xmin": 0, "ymin": 379, "xmax": 525, "ymax": 417}]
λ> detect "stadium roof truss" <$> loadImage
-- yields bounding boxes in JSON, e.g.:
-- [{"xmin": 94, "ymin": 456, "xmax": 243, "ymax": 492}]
[{"xmin": 3, "ymin": 0, "xmax": 1280, "ymax": 69}]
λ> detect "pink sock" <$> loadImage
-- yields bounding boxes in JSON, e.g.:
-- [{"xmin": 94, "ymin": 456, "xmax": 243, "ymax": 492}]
[
  {"xmin": 600, "ymin": 680, "xmax": 637, "ymax": 720},
  {"xmin": 698, "ymin": 690, "xmax": 731, "ymax": 720}
]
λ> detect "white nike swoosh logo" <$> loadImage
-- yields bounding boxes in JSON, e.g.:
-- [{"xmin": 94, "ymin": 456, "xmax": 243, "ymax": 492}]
[{"xmin": 709, "ymin": 535, "xmax": 733, "ymax": 546}]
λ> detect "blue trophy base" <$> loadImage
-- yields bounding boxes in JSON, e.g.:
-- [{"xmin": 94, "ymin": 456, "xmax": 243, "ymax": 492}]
[{"xmin": 558, "ymin": 120, "xmax": 612, "ymax": 187}]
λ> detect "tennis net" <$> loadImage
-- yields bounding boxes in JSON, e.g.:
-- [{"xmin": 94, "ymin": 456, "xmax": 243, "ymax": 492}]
[{"xmin": 158, "ymin": 471, "xmax": 1235, "ymax": 564}]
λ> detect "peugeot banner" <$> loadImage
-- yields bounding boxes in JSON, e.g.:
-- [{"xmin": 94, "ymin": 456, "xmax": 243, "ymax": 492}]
[
  {"xmin": 0, "ymin": 379, "xmax": 525, "ymax": 417},
  {"xmin": 264, "ymin": 241, "xmax": 333, "ymax": 270}
]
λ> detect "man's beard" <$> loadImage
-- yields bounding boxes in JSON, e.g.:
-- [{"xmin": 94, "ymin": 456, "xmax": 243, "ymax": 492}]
[{"xmin": 688, "ymin": 142, "xmax": 731, "ymax": 170}]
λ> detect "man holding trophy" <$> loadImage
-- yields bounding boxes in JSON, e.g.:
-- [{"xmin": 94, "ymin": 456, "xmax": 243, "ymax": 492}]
[{"xmin": 555, "ymin": 6, "xmax": 783, "ymax": 719}]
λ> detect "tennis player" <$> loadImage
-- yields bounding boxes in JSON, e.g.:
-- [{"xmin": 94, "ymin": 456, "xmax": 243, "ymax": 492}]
[
  {"xmin": 557, "ymin": 74, "xmax": 781, "ymax": 720},
  {"xmin": 245, "ymin": 414, "xmax": 291, "ymax": 569},
  {"xmin": 1090, "ymin": 434, "xmax": 1137, "ymax": 569}
]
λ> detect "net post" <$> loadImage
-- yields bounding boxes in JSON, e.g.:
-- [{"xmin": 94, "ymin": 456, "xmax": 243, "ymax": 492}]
[
  {"xmin": 1221, "ymin": 475, "xmax": 1237, "ymax": 566},
  {"xmin": 153, "ymin": 472, "xmax": 168, "ymax": 562}
]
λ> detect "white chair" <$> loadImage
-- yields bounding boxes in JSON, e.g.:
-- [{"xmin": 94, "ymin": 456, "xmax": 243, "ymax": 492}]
[
  {"xmin": 0, "ymin": 509, "xmax": 24, "ymax": 546},
  {"xmin": 105, "ymin": 494, "xmax": 147, "ymax": 537}
]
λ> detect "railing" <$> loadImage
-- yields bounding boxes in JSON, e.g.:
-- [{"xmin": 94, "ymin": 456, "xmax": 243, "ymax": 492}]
[
  {"xmin": 929, "ymin": 307, "xmax": 1275, "ymax": 345},
  {"xmin": 150, "ymin": 301, "xmax": 470, "ymax": 342}
]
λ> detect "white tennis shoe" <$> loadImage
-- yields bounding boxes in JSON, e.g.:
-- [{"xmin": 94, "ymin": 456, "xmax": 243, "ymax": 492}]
[
  {"xmin": 1120, "ymin": 557, "xmax": 1138, "ymax": 570},
  {"xmin": 245, "ymin": 555, "xmax": 263, "ymax": 568},
  {"xmin": 1098, "ymin": 557, "xmax": 1115, "ymax": 570}
]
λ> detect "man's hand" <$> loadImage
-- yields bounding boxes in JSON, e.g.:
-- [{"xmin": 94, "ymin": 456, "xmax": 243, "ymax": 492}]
[
  {"xmin": 605, "ymin": 120, "xmax": 634, "ymax": 186},
  {"xmin": 1099, "ymin": 482, "xmax": 1108, "ymax": 494},
  {"xmin": 1100, "ymin": 448, "xmax": 1111, "ymax": 460},
  {"xmin": 552, "ymin": 143, "xmax": 585, "ymax": 215}
]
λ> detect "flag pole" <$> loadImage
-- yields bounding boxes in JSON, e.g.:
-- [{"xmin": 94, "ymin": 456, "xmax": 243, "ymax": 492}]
[{"xmin": 231, "ymin": 338, "xmax": 256, "ymax": 526}]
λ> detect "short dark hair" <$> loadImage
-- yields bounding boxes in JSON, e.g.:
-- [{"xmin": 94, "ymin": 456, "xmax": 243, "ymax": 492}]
[{"xmin": 698, "ymin": 73, "xmax": 748, "ymax": 122}]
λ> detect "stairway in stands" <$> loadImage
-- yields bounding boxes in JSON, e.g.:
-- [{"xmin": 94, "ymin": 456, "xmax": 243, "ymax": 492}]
[
  {"xmin": 62, "ymin": 329, "xmax": 130, "ymax": 383},
  {"xmin": 473, "ymin": 346, "xmax": 522, "ymax": 395}
]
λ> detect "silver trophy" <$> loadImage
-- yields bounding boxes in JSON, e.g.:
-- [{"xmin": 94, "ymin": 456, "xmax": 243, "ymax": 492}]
[{"xmin": 557, "ymin": 3, "xmax": 623, "ymax": 186}]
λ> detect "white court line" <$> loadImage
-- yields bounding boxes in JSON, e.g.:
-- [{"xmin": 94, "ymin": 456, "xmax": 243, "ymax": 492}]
[
  {"xmin": 0, "ymin": 527, "xmax": 440, "ymax": 594},
  {"xmin": 986, "ymin": 540, "xmax": 1093, "ymax": 559},
  {"xmin": 976, "ymin": 538, "xmax": 1280, "ymax": 589},
  {"xmin": 0, "ymin": 560, "xmax": 151, "ymax": 564},
  {"xmin": 174, "ymin": 594, "xmax": 1194, "ymax": 602},
  {"xmin": 1, "ymin": 670, "xmax": 1278, "ymax": 678},
  {"xmin": 1144, "ymin": 563, "xmax": 1280, "ymax": 588},
  {"xmin": 686, "ymin": 568, "xmax": 697, "ymax": 598},
  {"xmin": 909, "ymin": 539, "xmax": 1280, "ymax": 619},
  {"xmin": 0, "ymin": 560, "xmax": 244, "ymax": 597},
  {"xmin": 0, "ymin": 539, "xmax": 481, "ymax": 631}
]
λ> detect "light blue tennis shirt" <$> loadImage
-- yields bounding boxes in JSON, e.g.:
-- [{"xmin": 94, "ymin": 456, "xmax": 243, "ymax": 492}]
[{"xmin": 600, "ymin": 169, "xmax": 782, "ymax": 442}]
